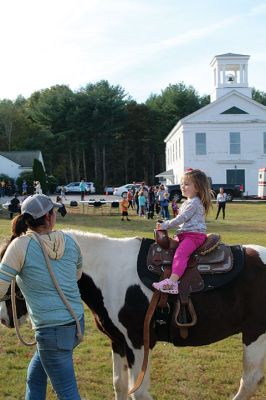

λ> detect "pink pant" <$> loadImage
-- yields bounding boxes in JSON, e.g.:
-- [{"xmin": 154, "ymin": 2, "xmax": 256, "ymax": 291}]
[{"xmin": 172, "ymin": 232, "xmax": 207, "ymax": 278}]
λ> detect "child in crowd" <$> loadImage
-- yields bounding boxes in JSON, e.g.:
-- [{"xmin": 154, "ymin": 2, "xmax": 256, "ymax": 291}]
[
  {"xmin": 138, "ymin": 190, "xmax": 146, "ymax": 217},
  {"xmin": 121, "ymin": 194, "xmax": 131, "ymax": 221},
  {"xmin": 153, "ymin": 169, "xmax": 212, "ymax": 294},
  {"xmin": 56, "ymin": 196, "xmax": 67, "ymax": 217},
  {"xmin": 171, "ymin": 197, "xmax": 179, "ymax": 217},
  {"xmin": 127, "ymin": 189, "xmax": 134, "ymax": 209},
  {"xmin": 60, "ymin": 185, "xmax": 67, "ymax": 201}
]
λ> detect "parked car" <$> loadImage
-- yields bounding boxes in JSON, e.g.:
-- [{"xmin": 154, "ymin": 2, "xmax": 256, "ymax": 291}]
[
  {"xmin": 87, "ymin": 182, "xmax": 96, "ymax": 194},
  {"xmin": 166, "ymin": 181, "xmax": 243, "ymax": 202},
  {"xmin": 104, "ymin": 186, "xmax": 114, "ymax": 195},
  {"xmin": 56, "ymin": 182, "xmax": 96, "ymax": 194},
  {"xmin": 113, "ymin": 183, "xmax": 148, "ymax": 197}
]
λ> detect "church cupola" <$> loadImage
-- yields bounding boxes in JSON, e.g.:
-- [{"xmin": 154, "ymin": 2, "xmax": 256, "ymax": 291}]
[{"xmin": 210, "ymin": 53, "xmax": 252, "ymax": 102}]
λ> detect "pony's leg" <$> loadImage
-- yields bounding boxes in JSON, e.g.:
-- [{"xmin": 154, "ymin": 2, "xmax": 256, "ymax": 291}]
[
  {"xmin": 128, "ymin": 349, "xmax": 153, "ymax": 400},
  {"xmin": 233, "ymin": 333, "xmax": 266, "ymax": 400},
  {"xmin": 112, "ymin": 350, "xmax": 129, "ymax": 400}
]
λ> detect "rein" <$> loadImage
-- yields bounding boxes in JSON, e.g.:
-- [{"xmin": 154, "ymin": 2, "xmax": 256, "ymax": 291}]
[{"xmin": 128, "ymin": 290, "xmax": 161, "ymax": 395}]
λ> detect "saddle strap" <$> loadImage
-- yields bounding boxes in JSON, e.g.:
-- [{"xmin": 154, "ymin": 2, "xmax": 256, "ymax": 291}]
[
  {"xmin": 157, "ymin": 266, "xmax": 171, "ymax": 309},
  {"xmin": 128, "ymin": 290, "xmax": 161, "ymax": 395}
]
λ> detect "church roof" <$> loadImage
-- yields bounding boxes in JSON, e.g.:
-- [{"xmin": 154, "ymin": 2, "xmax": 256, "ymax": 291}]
[
  {"xmin": 0, "ymin": 151, "xmax": 42, "ymax": 167},
  {"xmin": 215, "ymin": 52, "xmax": 250, "ymax": 58},
  {"xmin": 165, "ymin": 90, "xmax": 266, "ymax": 142}
]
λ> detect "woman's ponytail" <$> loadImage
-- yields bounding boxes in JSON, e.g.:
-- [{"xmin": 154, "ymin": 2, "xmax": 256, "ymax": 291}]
[
  {"xmin": 0, "ymin": 214, "xmax": 28, "ymax": 260},
  {"xmin": 1, "ymin": 210, "xmax": 49, "ymax": 260},
  {"xmin": 11, "ymin": 214, "xmax": 28, "ymax": 237}
]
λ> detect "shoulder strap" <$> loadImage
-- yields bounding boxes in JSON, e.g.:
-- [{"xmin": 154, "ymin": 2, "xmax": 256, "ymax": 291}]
[{"xmin": 33, "ymin": 232, "xmax": 83, "ymax": 343}]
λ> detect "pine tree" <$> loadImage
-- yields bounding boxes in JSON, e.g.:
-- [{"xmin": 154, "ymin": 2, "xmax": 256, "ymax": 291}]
[{"xmin": 33, "ymin": 159, "xmax": 47, "ymax": 194}]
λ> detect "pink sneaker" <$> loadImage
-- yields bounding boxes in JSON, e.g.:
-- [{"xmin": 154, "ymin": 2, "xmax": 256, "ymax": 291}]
[{"xmin": 152, "ymin": 278, "xmax": 179, "ymax": 294}]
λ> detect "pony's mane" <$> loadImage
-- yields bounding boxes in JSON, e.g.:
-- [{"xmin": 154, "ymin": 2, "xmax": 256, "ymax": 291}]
[{"xmin": 63, "ymin": 229, "xmax": 141, "ymax": 242}]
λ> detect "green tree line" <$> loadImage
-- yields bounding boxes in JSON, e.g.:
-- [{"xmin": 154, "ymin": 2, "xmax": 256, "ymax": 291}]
[{"xmin": 0, "ymin": 82, "xmax": 265, "ymax": 191}]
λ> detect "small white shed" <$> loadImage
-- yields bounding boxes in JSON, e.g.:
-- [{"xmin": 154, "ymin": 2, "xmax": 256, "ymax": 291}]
[{"xmin": 0, "ymin": 151, "xmax": 45, "ymax": 179}]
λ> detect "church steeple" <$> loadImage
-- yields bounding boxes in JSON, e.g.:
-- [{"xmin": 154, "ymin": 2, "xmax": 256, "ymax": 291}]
[{"xmin": 210, "ymin": 53, "xmax": 252, "ymax": 102}]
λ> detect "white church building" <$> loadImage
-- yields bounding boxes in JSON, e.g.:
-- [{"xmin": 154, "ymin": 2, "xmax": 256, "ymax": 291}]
[{"xmin": 161, "ymin": 53, "xmax": 266, "ymax": 196}]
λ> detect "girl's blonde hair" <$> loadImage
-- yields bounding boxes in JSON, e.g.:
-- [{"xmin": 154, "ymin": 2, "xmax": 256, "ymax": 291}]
[{"xmin": 181, "ymin": 169, "xmax": 213, "ymax": 214}]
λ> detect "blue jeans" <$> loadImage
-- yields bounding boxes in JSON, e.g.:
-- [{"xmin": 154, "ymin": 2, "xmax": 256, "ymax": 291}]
[
  {"xmin": 25, "ymin": 316, "xmax": 84, "ymax": 400},
  {"xmin": 163, "ymin": 206, "xmax": 170, "ymax": 220}
]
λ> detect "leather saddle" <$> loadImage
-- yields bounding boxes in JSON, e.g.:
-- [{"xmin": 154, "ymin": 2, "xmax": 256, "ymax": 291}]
[
  {"xmin": 147, "ymin": 230, "xmax": 233, "ymax": 276},
  {"xmin": 146, "ymin": 230, "xmax": 234, "ymax": 339}
]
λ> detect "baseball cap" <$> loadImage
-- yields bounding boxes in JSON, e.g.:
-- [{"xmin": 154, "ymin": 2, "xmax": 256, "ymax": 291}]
[{"xmin": 21, "ymin": 194, "xmax": 62, "ymax": 219}]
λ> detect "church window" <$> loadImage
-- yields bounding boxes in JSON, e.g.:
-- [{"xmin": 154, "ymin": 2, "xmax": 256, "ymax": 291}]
[
  {"xmin": 230, "ymin": 132, "xmax": 240, "ymax": 154},
  {"xmin": 195, "ymin": 133, "xmax": 206, "ymax": 155},
  {"xmin": 221, "ymin": 106, "xmax": 248, "ymax": 114}
]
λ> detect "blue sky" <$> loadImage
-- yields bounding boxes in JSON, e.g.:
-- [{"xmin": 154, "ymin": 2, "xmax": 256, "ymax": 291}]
[{"xmin": 0, "ymin": 0, "xmax": 266, "ymax": 102}]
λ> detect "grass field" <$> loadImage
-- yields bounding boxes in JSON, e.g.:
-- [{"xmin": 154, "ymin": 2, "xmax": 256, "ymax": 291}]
[{"xmin": 0, "ymin": 202, "xmax": 266, "ymax": 399}]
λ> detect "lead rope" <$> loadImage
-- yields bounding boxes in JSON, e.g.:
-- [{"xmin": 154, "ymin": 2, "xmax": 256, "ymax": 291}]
[
  {"xmin": 11, "ymin": 279, "xmax": 36, "ymax": 346},
  {"xmin": 33, "ymin": 233, "xmax": 83, "ymax": 343}
]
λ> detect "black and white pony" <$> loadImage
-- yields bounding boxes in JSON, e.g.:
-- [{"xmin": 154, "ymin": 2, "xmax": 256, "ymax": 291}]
[{"xmin": 1, "ymin": 230, "xmax": 266, "ymax": 400}]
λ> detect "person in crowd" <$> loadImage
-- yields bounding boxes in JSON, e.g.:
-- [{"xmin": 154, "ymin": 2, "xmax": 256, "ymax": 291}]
[
  {"xmin": 35, "ymin": 181, "xmax": 42, "ymax": 195},
  {"xmin": 0, "ymin": 194, "xmax": 84, "ymax": 400},
  {"xmin": 22, "ymin": 179, "xmax": 28, "ymax": 195},
  {"xmin": 152, "ymin": 169, "xmax": 212, "ymax": 294},
  {"xmin": 134, "ymin": 190, "xmax": 139, "ymax": 215},
  {"xmin": 60, "ymin": 185, "xmax": 67, "ymax": 201},
  {"xmin": 157, "ymin": 184, "xmax": 167, "ymax": 218},
  {"xmin": 6, "ymin": 180, "xmax": 13, "ymax": 196},
  {"xmin": 139, "ymin": 182, "xmax": 148, "ymax": 198},
  {"xmin": 138, "ymin": 190, "xmax": 146, "ymax": 217},
  {"xmin": 154, "ymin": 185, "xmax": 161, "ymax": 216},
  {"xmin": 161, "ymin": 191, "xmax": 170, "ymax": 219},
  {"xmin": 79, "ymin": 179, "xmax": 86, "ymax": 201},
  {"xmin": 171, "ymin": 196, "xmax": 179, "ymax": 217},
  {"xmin": 215, "ymin": 187, "xmax": 227, "ymax": 220},
  {"xmin": 121, "ymin": 193, "xmax": 131, "ymax": 221},
  {"xmin": 8, "ymin": 193, "xmax": 21, "ymax": 219},
  {"xmin": 131, "ymin": 182, "xmax": 136, "ymax": 208},
  {"xmin": 0, "ymin": 180, "xmax": 6, "ymax": 197},
  {"xmin": 147, "ymin": 186, "xmax": 155, "ymax": 219},
  {"xmin": 56, "ymin": 195, "xmax": 67, "ymax": 217},
  {"xmin": 127, "ymin": 189, "xmax": 134, "ymax": 209}
]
